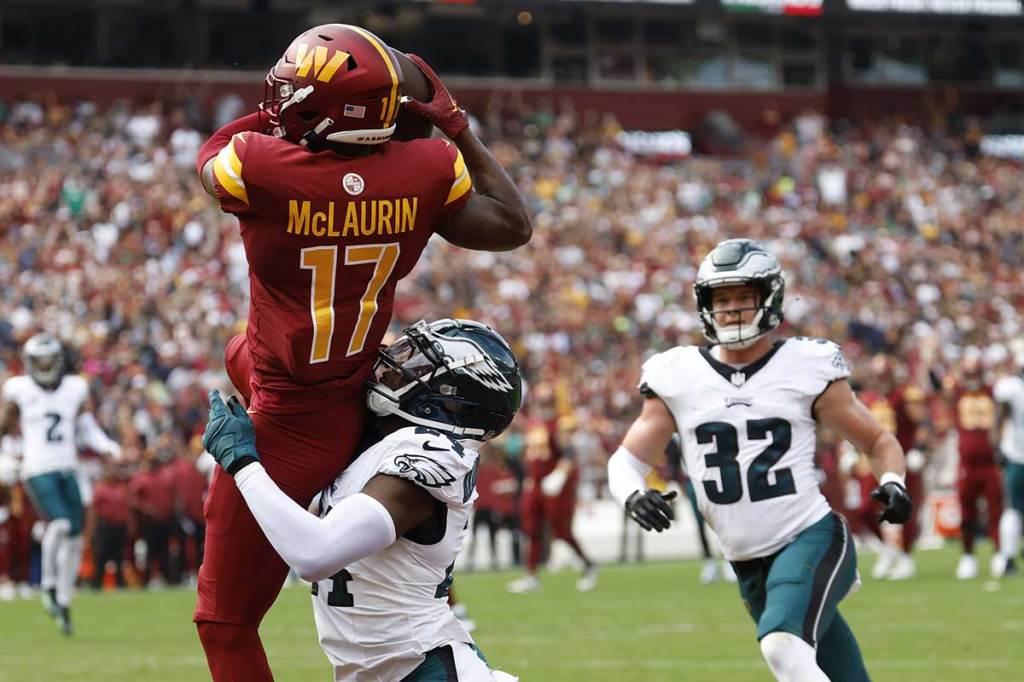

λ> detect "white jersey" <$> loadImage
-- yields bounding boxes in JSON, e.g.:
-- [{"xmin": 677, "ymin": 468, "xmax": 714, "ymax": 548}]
[
  {"xmin": 313, "ymin": 426, "xmax": 478, "ymax": 681},
  {"xmin": 994, "ymin": 375, "xmax": 1024, "ymax": 462},
  {"xmin": 2, "ymin": 375, "xmax": 89, "ymax": 479},
  {"xmin": 640, "ymin": 338, "xmax": 847, "ymax": 561}
]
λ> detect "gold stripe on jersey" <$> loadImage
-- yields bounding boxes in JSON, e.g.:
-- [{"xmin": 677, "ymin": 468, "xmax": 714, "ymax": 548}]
[
  {"xmin": 445, "ymin": 150, "xmax": 472, "ymax": 205},
  {"xmin": 349, "ymin": 26, "xmax": 399, "ymax": 126},
  {"xmin": 213, "ymin": 134, "xmax": 248, "ymax": 204}
]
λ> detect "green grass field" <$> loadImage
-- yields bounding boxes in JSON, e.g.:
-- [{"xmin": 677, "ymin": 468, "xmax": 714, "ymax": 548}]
[{"xmin": 0, "ymin": 544, "xmax": 1021, "ymax": 682}]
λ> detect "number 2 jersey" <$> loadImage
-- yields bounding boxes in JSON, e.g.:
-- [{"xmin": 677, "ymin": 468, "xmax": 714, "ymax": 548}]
[
  {"xmin": 639, "ymin": 338, "xmax": 849, "ymax": 561},
  {"xmin": 203, "ymin": 127, "xmax": 472, "ymax": 414},
  {"xmin": 312, "ymin": 426, "xmax": 478, "ymax": 681},
  {"xmin": 1, "ymin": 375, "xmax": 89, "ymax": 479}
]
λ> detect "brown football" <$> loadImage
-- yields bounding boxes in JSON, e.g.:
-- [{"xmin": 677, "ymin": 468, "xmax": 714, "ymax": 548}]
[{"xmin": 392, "ymin": 50, "xmax": 434, "ymax": 141}]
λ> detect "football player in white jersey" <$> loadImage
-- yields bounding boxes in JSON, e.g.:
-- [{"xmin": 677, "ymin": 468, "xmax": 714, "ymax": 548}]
[
  {"xmin": 992, "ymin": 361, "xmax": 1024, "ymax": 578},
  {"xmin": 0, "ymin": 333, "xmax": 121, "ymax": 635},
  {"xmin": 608, "ymin": 240, "xmax": 912, "ymax": 682},
  {"xmin": 202, "ymin": 319, "xmax": 520, "ymax": 681}
]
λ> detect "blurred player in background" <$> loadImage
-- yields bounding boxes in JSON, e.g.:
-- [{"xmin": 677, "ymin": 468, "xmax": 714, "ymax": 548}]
[
  {"xmin": 949, "ymin": 356, "xmax": 1003, "ymax": 579},
  {"xmin": 608, "ymin": 240, "xmax": 911, "ymax": 682},
  {"xmin": 507, "ymin": 384, "xmax": 597, "ymax": 594},
  {"xmin": 857, "ymin": 355, "xmax": 929, "ymax": 580},
  {"xmin": 992, "ymin": 359, "xmax": 1024, "ymax": 578},
  {"xmin": 0, "ymin": 333, "xmax": 121, "ymax": 635},
  {"xmin": 193, "ymin": 24, "xmax": 531, "ymax": 680},
  {"xmin": 201, "ymin": 319, "xmax": 520, "ymax": 681}
]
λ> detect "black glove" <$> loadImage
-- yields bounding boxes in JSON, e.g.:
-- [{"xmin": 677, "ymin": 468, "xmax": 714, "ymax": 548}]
[
  {"xmin": 626, "ymin": 489, "xmax": 677, "ymax": 532},
  {"xmin": 870, "ymin": 481, "xmax": 913, "ymax": 524}
]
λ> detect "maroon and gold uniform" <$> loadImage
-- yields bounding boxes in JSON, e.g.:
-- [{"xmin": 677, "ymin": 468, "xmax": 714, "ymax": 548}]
[
  {"xmin": 194, "ymin": 126, "xmax": 472, "ymax": 630},
  {"xmin": 953, "ymin": 386, "xmax": 1002, "ymax": 553},
  {"xmin": 521, "ymin": 414, "xmax": 586, "ymax": 572},
  {"xmin": 889, "ymin": 384, "xmax": 926, "ymax": 551}
]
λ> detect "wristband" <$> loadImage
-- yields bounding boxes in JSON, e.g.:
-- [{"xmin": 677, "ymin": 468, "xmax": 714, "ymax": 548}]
[{"xmin": 879, "ymin": 472, "xmax": 906, "ymax": 487}]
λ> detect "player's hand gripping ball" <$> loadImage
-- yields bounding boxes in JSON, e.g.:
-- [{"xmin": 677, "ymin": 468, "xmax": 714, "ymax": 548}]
[
  {"xmin": 203, "ymin": 389, "xmax": 259, "ymax": 475},
  {"xmin": 400, "ymin": 53, "xmax": 470, "ymax": 140},
  {"xmin": 626, "ymin": 489, "xmax": 678, "ymax": 532},
  {"xmin": 870, "ymin": 480, "xmax": 913, "ymax": 524}
]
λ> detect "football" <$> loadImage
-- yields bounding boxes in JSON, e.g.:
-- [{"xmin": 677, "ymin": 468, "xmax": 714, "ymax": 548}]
[{"xmin": 392, "ymin": 49, "xmax": 435, "ymax": 141}]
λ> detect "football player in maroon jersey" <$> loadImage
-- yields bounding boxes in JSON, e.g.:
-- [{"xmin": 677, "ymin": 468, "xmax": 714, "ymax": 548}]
[
  {"xmin": 507, "ymin": 383, "xmax": 597, "ymax": 594},
  {"xmin": 194, "ymin": 24, "xmax": 531, "ymax": 681},
  {"xmin": 950, "ymin": 357, "xmax": 1003, "ymax": 579}
]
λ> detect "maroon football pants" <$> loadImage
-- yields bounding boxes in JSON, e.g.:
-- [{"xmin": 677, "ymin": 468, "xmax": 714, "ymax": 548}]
[{"xmin": 957, "ymin": 464, "xmax": 1003, "ymax": 554}]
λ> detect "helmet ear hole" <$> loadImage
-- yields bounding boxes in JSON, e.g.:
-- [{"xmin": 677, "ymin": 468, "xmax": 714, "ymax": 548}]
[
  {"xmin": 346, "ymin": 55, "xmax": 358, "ymax": 70},
  {"xmin": 298, "ymin": 111, "xmax": 318, "ymax": 122}
]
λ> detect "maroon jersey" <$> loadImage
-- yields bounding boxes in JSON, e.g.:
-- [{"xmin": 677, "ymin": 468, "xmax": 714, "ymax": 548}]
[
  {"xmin": 861, "ymin": 390, "xmax": 897, "ymax": 436},
  {"xmin": 172, "ymin": 457, "xmax": 208, "ymax": 523},
  {"xmin": 129, "ymin": 465, "xmax": 177, "ymax": 522},
  {"xmin": 889, "ymin": 383, "xmax": 925, "ymax": 451},
  {"xmin": 954, "ymin": 386, "xmax": 997, "ymax": 465},
  {"xmin": 524, "ymin": 415, "xmax": 575, "ymax": 482},
  {"xmin": 208, "ymin": 131, "xmax": 471, "ymax": 413},
  {"xmin": 93, "ymin": 480, "xmax": 130, "ymax": 526}
]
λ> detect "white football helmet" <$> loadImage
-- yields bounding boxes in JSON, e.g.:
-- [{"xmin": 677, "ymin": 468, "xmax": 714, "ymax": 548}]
[
  {"xmin": 23, "ymin": 333, "xmax": 65, "ymax": 388},
  {"xmin": 694, "ymin": 239, "xmax": 785, "ymax": 349}
]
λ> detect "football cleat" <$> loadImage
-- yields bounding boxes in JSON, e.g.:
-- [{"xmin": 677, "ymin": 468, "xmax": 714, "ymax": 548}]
[
  {"xmin": 699, "ymin": 559, "xmax": 720, "ymax": 585},
  {"xmin": 576, "ymin": 566, "xmax": 599, "ymax": 592},
  {"xmin": 41, "ymin": 587, "xmax": 60, "ymax": 619},
  {"xmin": 887, "ymin": 554, "xmax": 917, "ymax": 581},
  {"xmin": 505, "ymin": 575, "xmax": 540, "ymax": 594},
  {"xmin": 956, "ymin": 554, "xmax": 979, "ymax": 580}
]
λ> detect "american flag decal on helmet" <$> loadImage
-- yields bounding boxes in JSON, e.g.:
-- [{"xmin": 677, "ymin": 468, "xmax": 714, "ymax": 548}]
[{"xmin": 343, "ymin": 104, "xmax": 366, "ymax": 119}]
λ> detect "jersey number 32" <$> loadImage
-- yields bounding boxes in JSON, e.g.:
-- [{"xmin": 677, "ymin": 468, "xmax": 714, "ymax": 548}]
[{"xmin": 696, "ymin": 418, "xmax": 796, "ymax": 504}]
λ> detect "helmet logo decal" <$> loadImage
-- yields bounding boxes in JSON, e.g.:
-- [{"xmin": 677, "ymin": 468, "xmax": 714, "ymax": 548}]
[
  {"xmin": 463, "ymin": 354, "xmax": 515, "ymax": 393},
  {"xmin": 393, "ymin": 453, "xmax": 455, "ymax": 488},
  {"xmin": 342, "ymin": 173, "xmax": 365, "ymax": 196},
  {"xmin": 294, "ymin": 43, "xmax": 349, "ymax": 82}
]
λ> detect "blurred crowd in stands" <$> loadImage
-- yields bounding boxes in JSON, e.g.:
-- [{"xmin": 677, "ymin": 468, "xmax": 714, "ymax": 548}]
[{"xmin": 0, "ymin": 92, "xmax": 1021, "ymax": 590}]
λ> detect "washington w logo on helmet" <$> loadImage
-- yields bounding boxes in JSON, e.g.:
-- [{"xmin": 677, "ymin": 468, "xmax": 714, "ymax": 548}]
[{"xmin": 294, "ymin": 43, "xmax": 349, "ymax": 82}]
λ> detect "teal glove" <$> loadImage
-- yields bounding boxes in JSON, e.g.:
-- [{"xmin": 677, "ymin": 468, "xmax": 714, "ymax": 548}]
[{"xmin": 203, "ymin": 390, "xmax": 259, "ymax": 475}]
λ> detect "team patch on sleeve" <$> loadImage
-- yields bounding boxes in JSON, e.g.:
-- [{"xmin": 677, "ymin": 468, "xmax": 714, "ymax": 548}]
[
  {"xmin": 212, "ymin": 133, "xmax": 249, "ymax": 205},
  {"xmin": 391, "ymin": 454, "xmax": 456, "ymax": 488},
  {"xmin": 445, "ymin": 148, "xmax": 472, "ymax": 206}
]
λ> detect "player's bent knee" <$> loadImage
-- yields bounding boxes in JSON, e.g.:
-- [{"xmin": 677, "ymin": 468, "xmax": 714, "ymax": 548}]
[{"xmin": 760, "ymin": 632, "xmax": 828, "ymax": 682}]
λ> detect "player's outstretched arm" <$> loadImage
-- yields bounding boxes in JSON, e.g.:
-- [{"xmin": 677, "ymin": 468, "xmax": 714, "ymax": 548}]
[
  {"xmin": 815, "ymin": 380, "xmax": 913, "ymax": 524},
  {"xmin": 610, "ymin": 397, "xmax": 678, "ymax": 532},
  {"xmin": 202, "ymin": 391, "xmax": 436, "ymax": 580},
  {"xmin": 402, "ymin": 54, "xmax": 532, "ymax": 251},
  {"xmin": 0, "ymin": 401, "xmax": 18, "ymax": 439}
]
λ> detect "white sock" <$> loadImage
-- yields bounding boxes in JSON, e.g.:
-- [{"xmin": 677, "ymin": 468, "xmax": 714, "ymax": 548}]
[
  {"xmin": 999, "ymin": 509, "xmax": 1021, "ymax": 559},
  {"xmin": 55, "ymin": 535, "xmax": 83, "ymax": 608},
  {"xmin": 760, "ymin": 632, "xmax": 829, "ymax": 682},
  {"xmin": 41, "ymin": 519, "xmax": 71, "ymax": 591}
]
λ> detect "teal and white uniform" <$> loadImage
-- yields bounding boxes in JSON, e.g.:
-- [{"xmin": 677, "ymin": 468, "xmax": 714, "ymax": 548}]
[
  {"xmin": 640, "ymin": 338, "xmax": 861, "ymax": 649},
  {"xmin": 312, "ymin": 426, "xmax": 499, "ymax": 682},
  {"xmin": 2, "ymin": 374, "xmax": 89, "ymax": 533}
]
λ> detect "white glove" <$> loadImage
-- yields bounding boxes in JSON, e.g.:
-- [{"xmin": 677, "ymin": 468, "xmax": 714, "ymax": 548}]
[
  {"xmin": 541, "ymin": 468, "xmax": 568, "ymax": 497},
  {"xmin": 905, "ymin": 449, "xmax": 926, "ymax": 473},
  {"xmin": 106, "ymin": 442, "xmax": 123, "ymax": 461}
]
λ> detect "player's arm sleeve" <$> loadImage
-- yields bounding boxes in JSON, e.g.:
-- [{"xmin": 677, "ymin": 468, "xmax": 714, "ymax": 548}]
[
  {"xmin": 810, "ymin": 341, "xmax": 853, "ymax": 417},
  {"xmin": 234, "ymin": 463, "xmax": 397, "ymax": 581},
  {"xmin": 207, "ymin": 132, "xmax": 253, "ymax": 215},
  {"xmin": 439, "ymin": 143, "xmax": 473, "ymax": 219},
  {"xmin": 76, "ymin": 412, "xmax": 121, "ymax": 459},
  {"xmin": 377, "ymin": 435, "xmax": 478, "ymax": 506},
  {"xmin": 195, "ymin": 112, "xmax": 262, "ymax": 175}
]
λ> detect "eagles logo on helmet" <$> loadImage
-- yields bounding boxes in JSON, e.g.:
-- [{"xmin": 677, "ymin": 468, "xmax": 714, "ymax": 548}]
[
  {"xmin": 694, "ymin": 239, "xmax": 786, "ymax": 349},
  {"xmin": 366, "ymin": 319, "xmax": 522, "ymax": 441},
  {"xmin": 23, "ymin": 333, "xmax": 65, "ymax": 389}
]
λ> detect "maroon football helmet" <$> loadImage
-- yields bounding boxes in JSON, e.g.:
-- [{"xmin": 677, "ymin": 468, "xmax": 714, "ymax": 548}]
[{"xmin": 260, "ymin": 24, "xmax": 405, "ymax": 147}]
